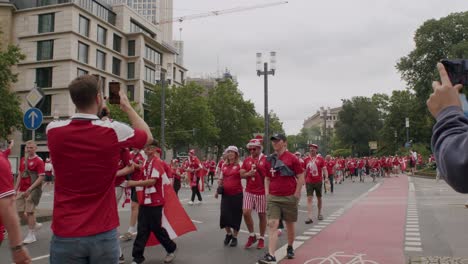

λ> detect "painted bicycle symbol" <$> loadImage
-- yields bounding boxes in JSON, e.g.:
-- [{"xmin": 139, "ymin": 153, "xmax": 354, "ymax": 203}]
[{"xmin": 304, "ymin": 251, "xmax": 379, "ymax": 264}]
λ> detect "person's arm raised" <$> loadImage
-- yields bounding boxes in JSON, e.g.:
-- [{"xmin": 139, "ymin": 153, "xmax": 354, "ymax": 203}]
[{"xmin": 119, "ymin": 90, "xmax": 153, "ymax": 145}]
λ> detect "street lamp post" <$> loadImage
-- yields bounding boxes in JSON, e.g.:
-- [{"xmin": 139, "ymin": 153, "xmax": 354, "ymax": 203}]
[
  {"xmin": 405, "ymin": 117, "xmax": 410, "ymax": 147},
  {"xmin": 256, "ymin": 52, "xmax": 276, "ymax": 155},
  {"xmin": 157, "ymin": 64, "xmax": 172, "ymax": 160},
  {"xmin": 394, "ymin": 130, "xmax": 398, "ymax": 153},
  {"xmin": 319, "ymin": 107, "xmax": 331, "ymax": 154}
]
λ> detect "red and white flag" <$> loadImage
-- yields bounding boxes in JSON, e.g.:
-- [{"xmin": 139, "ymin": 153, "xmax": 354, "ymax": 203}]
[{"xmin": 137, "ymin": 172, "xmax": 197, "ymax": 247}]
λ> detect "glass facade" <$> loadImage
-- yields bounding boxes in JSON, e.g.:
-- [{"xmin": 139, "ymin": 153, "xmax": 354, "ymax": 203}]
[
  {"xmin": 36, "ymin": 67, "xmax": 53, "ymax": 88},
  {"xmin": 37, "ymin": 40, "xmax": 54, "ymax": 61},
  {"xmin": 97, "ymin": 25, "xmax": 107, "ymax": 45},
  {"xmin": 78, "ymin": 42, "xmax": 89, "ymax": 63},
  {"xmin": 144, "ymin": 45, "xmax": 161, "ymax": 65},
  {"xmin": 112, "ymin": 57, "xmax": 121, "ymax": 76},
  {"xmin": 79, "ymin": 15, "xmax": 90, "ymax": 37},
  {"xmin": 38, "ymin": 13, "xmax": 54, "ymax": 33},
  {"xmin": 96, "ymin": 50, "xmax": 106, "ymax": 70}
]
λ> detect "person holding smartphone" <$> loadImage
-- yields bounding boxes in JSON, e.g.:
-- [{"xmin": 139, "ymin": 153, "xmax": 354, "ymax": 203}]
[
  {"xmin": 428, "ymin": 62, "xmax": 468, "ymax": 193},
  {"xmin": 46, "ymin": 75, "xmax": 152, "ymax": 264}
]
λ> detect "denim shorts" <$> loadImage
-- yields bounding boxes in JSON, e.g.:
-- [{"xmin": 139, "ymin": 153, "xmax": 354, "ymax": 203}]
[{"xmin": 50, "ymin": 228, "xmax": 119, "ymax": 264}]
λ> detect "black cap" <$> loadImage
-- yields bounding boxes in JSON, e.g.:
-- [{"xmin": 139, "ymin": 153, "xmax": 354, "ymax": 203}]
[{"xmin": 270, "ymin": 133, "xmax": 287, "ymax": 141}]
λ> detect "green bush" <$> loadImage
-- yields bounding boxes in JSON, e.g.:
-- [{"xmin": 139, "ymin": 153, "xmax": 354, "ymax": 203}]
[{"xmin": 332, "ymin": 148, "xmax": 352, "ymax": 157}]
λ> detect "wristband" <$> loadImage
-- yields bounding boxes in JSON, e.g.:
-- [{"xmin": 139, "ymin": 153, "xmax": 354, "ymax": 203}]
[{"xmin": 11, "ymin": 244, "xmax": 24, "ymax": 252}]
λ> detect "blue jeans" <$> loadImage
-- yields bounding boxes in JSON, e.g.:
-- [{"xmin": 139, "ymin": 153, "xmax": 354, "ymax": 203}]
[{"xmin": 50, "ymin": 229, "xmax": 119, "ymax": 264}]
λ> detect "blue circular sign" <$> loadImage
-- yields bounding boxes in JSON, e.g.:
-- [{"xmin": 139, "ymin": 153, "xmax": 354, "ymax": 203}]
[{"xmin": 23, "ymin": 108, "xmax": 43, "ymax": 130}]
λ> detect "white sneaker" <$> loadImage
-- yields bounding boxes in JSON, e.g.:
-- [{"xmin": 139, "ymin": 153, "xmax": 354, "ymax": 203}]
[
  {"xmin": 34, "ymin": 222, "xmax": 43, "ymax": 231},
  {"xmin": 188, "ymin": 201, "xmax": 194, "ymax": 205},
  {"xmin": 23, "ymin": 232, "xmax": 37, "ymax": 244},
  {"xmin": 195, "ymin": 200, "xmax": 201, "ymax": 205}
]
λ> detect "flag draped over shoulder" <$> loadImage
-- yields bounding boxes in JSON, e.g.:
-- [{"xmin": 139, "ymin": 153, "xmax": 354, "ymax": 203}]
[{"xmin": 137, "ymin": 172, "xmax": 197, "ymax": 247}]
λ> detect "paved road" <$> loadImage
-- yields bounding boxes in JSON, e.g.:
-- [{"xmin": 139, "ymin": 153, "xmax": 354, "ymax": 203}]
[{"xmin": 1, "ymin": 175, "xmax": 466, "ymax": 264}]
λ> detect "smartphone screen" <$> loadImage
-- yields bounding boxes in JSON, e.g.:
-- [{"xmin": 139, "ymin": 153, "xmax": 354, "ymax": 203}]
[
  {"xmin": 459, "ymin": 93, "xmax": 468, "ymax": 118},
  {"xmin": 109, "ymin": 82, "xmax": 120, "ymax": 104}
]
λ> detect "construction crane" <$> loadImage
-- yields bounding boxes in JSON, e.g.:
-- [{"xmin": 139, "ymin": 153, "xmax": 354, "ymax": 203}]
[{"xmin": 156, "ymin": 1, "xmax": 288, "ymax": 25}]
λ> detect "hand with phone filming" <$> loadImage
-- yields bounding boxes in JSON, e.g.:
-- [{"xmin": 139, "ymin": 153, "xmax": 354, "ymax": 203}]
[
  {"xmin": 118, "ymin": 90, "xmax": 132, "ymax": 113},
  {"xmin": 427, "ymin": 63, "xmax": 463, "ymax": 118}
]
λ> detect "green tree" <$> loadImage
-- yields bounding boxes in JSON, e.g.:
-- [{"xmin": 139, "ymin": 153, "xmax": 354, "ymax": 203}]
[
  {"xmin": 148, "ymin": 82, "xmax": 218, "ymax": 151},
  {"xmin": 106, "ymin": 101, "xmax": 142, "ymax": 124},
  {"xmin": 396, "ymin": 12, "xmax": 468, "ymax": 144},
  {"xmin": 335, "ymin": 96, "xmax": 382, "ymax": 156},
  {"xmin": 208, "ymin": 79, "xmax": 260, "ymax": 151},
  {"xmin": 0, "ymin": 39, "xmax": 25, "ymax": 139}
]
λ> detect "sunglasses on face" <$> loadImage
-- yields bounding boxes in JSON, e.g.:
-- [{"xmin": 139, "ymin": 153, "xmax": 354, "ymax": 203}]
[{"xmin": 248, "ymin": 148, "xmax": 257, "ymax": 152}]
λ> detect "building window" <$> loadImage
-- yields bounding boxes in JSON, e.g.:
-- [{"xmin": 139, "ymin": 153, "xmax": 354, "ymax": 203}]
[
  {"xmin": 112, "ymin": 57, "xmax": 121, "ymax": 76},
  {"xmin": 113, "ymin": 34, "xmax": 122, "ymax": 52},
  {"xmin": 97, "ymin": 25, "xmax": 107, "ymax": 45},
  {"xmin": 144, "ymin": 66, "xmax": 155, "ymax": 84},
  {"xmin": 36, "ymin": 67, "xmax": 53, "ymax": 88},
  {"xmin": 96, "ymin": 50, "xmax": 106, "ymax": 70},
  {"xmin": 37, "ymin": 95, "xmax": 52, "ymax": 116},
  {"xmin": 38, "ymin": 13, "xmax": 54, "ymax": 33},
  {"xmin": 77, "ymin": 68, "xmax": 88, "ymax": 76},
  {"xmin": 144, "ymin": 45, "xmax": 161, "ymax": 65},
  {"xmin": 128, "ymin": 40, "xmax": 135, "ymax": 56},
  {"xmin": 173, "ymin": 66, "xmax": 176, "ymax": 80},
  {"xmin": 79, "ymin": 15, "xmax": 90, "ymax": 37},
  {"xmin": 127, "ymin": 62, "xmax": 135, "ymax": 79},
  {"xmin": 78, "ymin": 42, "xmax": 89, "ymax": 64},
  {"xmin": 130, "ymin": 20, "xmax": 155, "ymax": 38},
  {"xmin": 37, "ymin": 40, "xmax": 54, "ymax": 61},
  {"xmin": 180, "ymin": 70, "xmax": 184, "ymax": 83},
  {"xmin": 127, "ymin": 85, "xmax": 135, "ymax": 101}
]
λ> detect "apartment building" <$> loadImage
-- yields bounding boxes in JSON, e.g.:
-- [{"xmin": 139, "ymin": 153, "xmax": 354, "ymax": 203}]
[{"xmin": 0, "ymin": 0, "xmax": 186, "ymax": 158}]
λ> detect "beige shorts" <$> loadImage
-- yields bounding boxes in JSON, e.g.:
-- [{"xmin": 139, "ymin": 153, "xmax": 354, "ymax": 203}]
[
  {"xmin": 16, "ymin": 192, "xmax": 36, "ymax": 213},
  {"xmin": 115, "ymin": 186, "xmax": 124, "ymax": 204}
]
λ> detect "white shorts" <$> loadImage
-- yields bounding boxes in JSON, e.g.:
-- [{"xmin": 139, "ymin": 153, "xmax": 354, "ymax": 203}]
[{"xmin": 243, "ymin": 192, "xmax": 266, "ymax": 213}]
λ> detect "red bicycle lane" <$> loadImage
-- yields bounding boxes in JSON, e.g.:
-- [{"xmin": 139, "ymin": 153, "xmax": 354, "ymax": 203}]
[{"xmin": 282, "ymin": 176, "xmax": 409, "ymax": 264}]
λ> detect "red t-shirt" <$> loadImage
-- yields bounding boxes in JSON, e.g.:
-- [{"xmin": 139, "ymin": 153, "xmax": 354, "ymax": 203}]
[
  {"xmin": 19, "ymin": 155, "xmax": 45, "ymax": 192},
  {"xmin": 172, "ymin": 167, "xmax": 182, "ymax": 180},
  {"xmin": 209, "ymin": 160, "xmax": 216, "ymax": 173},
  {"xmin": 241, "ymin": 154, "xmax": 267, "ymax": 195},
  {"xmin": 221, "ymin": 162, "xmax": 243, "ymax": 195},
  {"xmin": 304, "ymin": 155, "xmax": 325, "ymax": 184},
  {"xmin": 266, "ymin": 151, "xmax": 304, "ymax": 196},
  {"xmin": 357, "ymin": 160, "xmax": 365, "ymax": 169},
  {"xmin": 115, "ymin": 148, "xmax": 131, "ymax": 187},
  {"xmin": 325, "ymin": 160, "xmax": 336, "ymax": 175},
  {"xmin": 0, "ymin": 155, "xmax": 14, "ymax": 242},
  {"xmin": 140, "ymin": 156, "xmax": 165, "ymax": 207},
  {"xmin": 130, "ymin": 151, "xmax": 145, "ymax": 181},
  {"xmin": 46, "ymin": 114, "xmax": 147, "ymax": 237}
]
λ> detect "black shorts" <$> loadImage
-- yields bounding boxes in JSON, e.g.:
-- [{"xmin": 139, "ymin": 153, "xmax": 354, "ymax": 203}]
[
  {"xmin": 45, "ymin": 175, "xmax": 54, "ymax": 182},
  {"xmin": 131, "ymin": 187, "xmax": 138, "ymax": 203}
]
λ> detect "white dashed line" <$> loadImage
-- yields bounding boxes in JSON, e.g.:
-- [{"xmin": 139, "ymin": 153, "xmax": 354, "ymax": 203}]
[
  {"xmin": 295, "ymin": 236, "xmax": 311, "ymax": 241},
  {"xmin": 405, "ymin": 177, "xmax": 423, "ymax": 252}
]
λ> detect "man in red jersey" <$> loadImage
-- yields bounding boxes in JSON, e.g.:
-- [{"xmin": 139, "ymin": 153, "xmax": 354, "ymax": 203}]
[
  {"xmin": 126, "ymin": 140, "xmax": 177, "ymax": 264},
  {"xmin": 240, "ymin": 138, "xmax": 268, "ymax": 249},
  {"xmin": 46, "ymin": 75, "xmax": 152, "ymax": 264},
  {"xmin": 258, "ymin": 134, "xmax": 304, "ymax": 264},
  {"xmin": 325, "ymin": 155, "xmax": 336, "ymax": 193},
  {"xmin": 0, "ymin": 148, "xmax": 31, "ymax": 263},
  {"xmin": 15, "ymin": 141, "xmax": 45, "ymax": 244},
  {"xmin": 303, "ymin": 144, "xmax": 326, "ymax": 224}
]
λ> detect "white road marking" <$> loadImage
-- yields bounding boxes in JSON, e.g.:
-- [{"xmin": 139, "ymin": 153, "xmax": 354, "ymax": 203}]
[
  {"xmin": 406, "ymin": 228, "xmax": 420, "ymax": 232},
  {"xmin": 405, "ymin": 247, "xmax": 422, "ymax": 252},
  {"xmin": 405, "ymin": 241, "xmax": 422, "ymax": 246},
  {"xmin": 406, "ymin": 232, "xmax": 421, "ymax": 236},
  {"xmin": 406, "ymin": 237, "xmax": 421, "ymax": 241},
  {"xmin": 308, "ymin": 228, "xmax": 322, "ymax": 232},
  {"xmin": 298, "ymin": 210, "xmax": 308, "ymax": 213},
  {"xmin": 303, "ymin": 231, "xmax": 317, "ymax": 235},
  {"xmin": 191, "ymin": 219, "xmax": 203, "ymax": 224},
  {"xmin": 295, "ymin": 236, "xmax": 311, "ymax": 241}
]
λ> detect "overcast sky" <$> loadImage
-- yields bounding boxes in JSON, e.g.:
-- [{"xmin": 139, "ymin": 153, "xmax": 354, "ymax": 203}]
[{"xmin": 172, "ymin": 0, "xmax": 468, "ymax": 135}]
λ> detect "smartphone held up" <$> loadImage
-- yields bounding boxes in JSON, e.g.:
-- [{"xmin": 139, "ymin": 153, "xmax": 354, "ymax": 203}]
[
  {"xmin": 109, "ymin": 82, "xmax": 121, "ymax": 105},
  {"xmin": 441, "ymin": 59, "xmax": 468, "ymax": 117}
]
